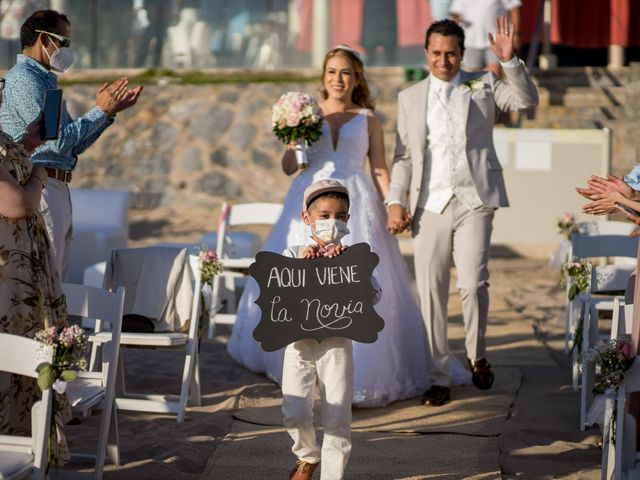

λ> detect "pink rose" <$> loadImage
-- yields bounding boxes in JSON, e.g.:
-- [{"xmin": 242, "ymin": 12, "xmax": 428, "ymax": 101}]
[{"xmin": 286, "ymin": 113, "xmax": 300, "ymax": 127}]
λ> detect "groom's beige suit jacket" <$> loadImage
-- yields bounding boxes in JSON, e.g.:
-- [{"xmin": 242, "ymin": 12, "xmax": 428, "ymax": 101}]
[{"xmin": 387, "ymin": 62, "xmax": 539, "ymax": 214}]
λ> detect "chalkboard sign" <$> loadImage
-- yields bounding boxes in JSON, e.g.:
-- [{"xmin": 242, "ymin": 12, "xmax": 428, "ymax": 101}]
[{"xmin": 250, "ymin": 242, "xmax": 385, "ymax": 352}]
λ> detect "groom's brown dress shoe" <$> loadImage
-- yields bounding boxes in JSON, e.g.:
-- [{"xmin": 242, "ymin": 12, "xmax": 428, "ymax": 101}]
[
  {"xmin": 468, "ymin": 358, "xmax": 494, "ymax": 390},
  {"xmin": 422, "ymin": 385, "xmax": 450, "ymax": 406}
]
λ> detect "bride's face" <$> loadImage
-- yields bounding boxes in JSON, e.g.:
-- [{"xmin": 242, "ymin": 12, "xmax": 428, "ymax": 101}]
[{"xmin": 323, "ymin": 55, "xmax": 356, "ymax": 102}]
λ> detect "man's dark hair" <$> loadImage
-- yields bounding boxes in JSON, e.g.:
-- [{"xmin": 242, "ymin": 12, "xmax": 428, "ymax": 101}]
[
  {"xmin": 21, "ymin": 10, "xmax": 70, "ymax": 50},
  {"xmin": 307, "ymin": 192, "xmax": 350, "ymax": 211},
  {"xmin": 425, "ymin": 19, "xmax": 465, "ymax": 51}
]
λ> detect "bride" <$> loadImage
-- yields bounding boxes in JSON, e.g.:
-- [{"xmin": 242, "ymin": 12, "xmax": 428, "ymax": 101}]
[{"xmin": 228, "ymin": 45, "xmax": 466, "ymax": 407}]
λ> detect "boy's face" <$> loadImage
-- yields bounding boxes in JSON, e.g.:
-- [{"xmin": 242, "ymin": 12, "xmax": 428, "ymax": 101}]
[{"xmin": 302, "ymin": 196, "xmax": 350, "ymax": 226}]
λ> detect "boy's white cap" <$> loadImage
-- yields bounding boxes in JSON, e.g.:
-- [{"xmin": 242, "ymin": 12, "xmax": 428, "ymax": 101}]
[{"xmin": 302, "ymin": 179, "xmax": 349, "ymax": 211}]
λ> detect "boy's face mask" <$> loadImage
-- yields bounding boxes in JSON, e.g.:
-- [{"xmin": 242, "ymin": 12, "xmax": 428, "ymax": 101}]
[{"xmin": 311, "ymin": 218, "xmax": 350, "ymax": 244}]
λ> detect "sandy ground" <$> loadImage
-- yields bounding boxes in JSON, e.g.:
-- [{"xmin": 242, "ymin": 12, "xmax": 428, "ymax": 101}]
[{"xmin": 54, "ymin": 207, "xmax": 603, "ymax": 479}]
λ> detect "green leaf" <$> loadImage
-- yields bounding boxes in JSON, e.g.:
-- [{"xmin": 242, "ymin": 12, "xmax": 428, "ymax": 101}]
[
  {"xmin": 568, "ymin": 284, "xmax": 577, "ymax": 301},
  {"xmin": 37, "ymin": 364, "xmax": 55, "ymax": 391},
  {"xmin": 35, "ymin": 362, "xmax": 51, "ymax": 373},
  {"xmin": 60, "ymin": 369, "xmax": 77, "ymax": 382}
]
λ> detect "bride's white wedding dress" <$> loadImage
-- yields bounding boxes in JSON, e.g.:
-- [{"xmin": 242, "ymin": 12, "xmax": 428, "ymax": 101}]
[{"xmin": 228, "ymin": 109, "xmax": 468, "ymax": 407}]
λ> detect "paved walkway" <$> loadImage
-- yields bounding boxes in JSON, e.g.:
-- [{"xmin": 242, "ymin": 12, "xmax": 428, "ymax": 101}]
[{"xmin": 62, "ymin": 256, "xmax": 602, "ymax": 479}]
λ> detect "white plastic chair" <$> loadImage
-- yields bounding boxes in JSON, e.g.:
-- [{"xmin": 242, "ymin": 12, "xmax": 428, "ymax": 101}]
[
  {"xmin": 578, "ymin": 264, "xmax": 635, "ymax": 431},
  {"xmin": 91, "ymin": 248, "xmax": 202, "ymax": 423},
  {"xmin": 62, "ymin": 283, "xmax": 125, "ymax": 480},
  {"xmin": 0, "ymin": 334, "xmax": 53, "ymax": 480},
  {"xmin": 69, "ymin": 189, "xmax": 129, "ymax": 284},
  {"xmin": 207, "ymin": 202, "xmax": 283, "ymax": 338},
  {"xmin": 566, "ymin": 232, "xmax": 638, "ymax": 362},
  {"xmin": 564, "ymin": 222, "xmax": 639, "ymax": 353}
]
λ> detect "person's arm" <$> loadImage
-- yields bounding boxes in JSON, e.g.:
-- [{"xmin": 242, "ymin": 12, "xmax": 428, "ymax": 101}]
[
  {"xmin": 0, "ymin": 164, "xmax": 47, "ymax": 218},
  {"xmin": 69, "ymin": 79, "xmax": 143, "ymax": 157},
  {"xmin": 366, "ymin": 111, "xmax": 389, "ymax": 200},
  {"xmin": 489, "ymin": 16, "xmax": 538, "ymax": 112},
  {"xmin": 387, "ymin": 91, "xmax": 413, "ymax": 234}
]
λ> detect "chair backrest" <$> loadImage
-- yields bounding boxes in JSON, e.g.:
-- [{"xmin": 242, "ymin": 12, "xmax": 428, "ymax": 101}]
[
  {"xmin": 62, "ymin": 283, "xmax": 124, "ymax": 480},
  {"xmin": 578, "ymin": 220, "xmax": 638, "ymax": 236},
  {"xmin": 70, "ymin": 189, "xmax": 129, "ymax": 235},
  {"xmin": 0, "ymin": 333, "xmax": 52, "ymax": 480},
  {"xmin": 216, "ymin": 202, "xmax": 283, "ymax": 258},
  {"xmin": 571, "ymin": 234, "xmax": 639, "ymax": 260},
  {"xmin": 105, "ymin": 247, "xmax": 195, "ymax": 333},
  {"xmin": 590, "ymin": 264, "xmax": 636, "ymax": 294}
]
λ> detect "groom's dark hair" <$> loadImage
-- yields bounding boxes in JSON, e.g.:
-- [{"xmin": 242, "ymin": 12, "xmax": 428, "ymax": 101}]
[{"xmin": 425, "ymin": 19, "xmax": 465, "ymax": 52}]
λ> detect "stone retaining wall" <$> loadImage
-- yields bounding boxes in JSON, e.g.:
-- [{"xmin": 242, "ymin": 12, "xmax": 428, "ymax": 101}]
[{"xmin": 58, "ymin": 66, "xmax": 636, "ymax": 209}]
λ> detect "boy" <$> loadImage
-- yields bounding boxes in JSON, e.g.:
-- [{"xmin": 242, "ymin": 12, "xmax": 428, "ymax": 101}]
[{"xmin": 282, "ymin": 179, "xmax": 365, "ymax": 480}]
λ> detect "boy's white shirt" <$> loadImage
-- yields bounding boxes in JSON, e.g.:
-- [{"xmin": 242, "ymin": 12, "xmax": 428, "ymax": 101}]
[{"xmin": 282, "ymin": 239, "xmax": 383, "ymax": 304}]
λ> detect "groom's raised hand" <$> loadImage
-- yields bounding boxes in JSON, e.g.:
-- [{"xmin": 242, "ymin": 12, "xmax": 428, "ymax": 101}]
[{"xmin": 488, "ymin": 16, "xmax": 515, "ymax": 62}]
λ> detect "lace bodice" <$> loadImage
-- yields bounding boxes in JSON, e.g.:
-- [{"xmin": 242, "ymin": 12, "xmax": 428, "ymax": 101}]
[{"xmin": 304, "ymin": 108, "xmax": 370, "ymax": 174}]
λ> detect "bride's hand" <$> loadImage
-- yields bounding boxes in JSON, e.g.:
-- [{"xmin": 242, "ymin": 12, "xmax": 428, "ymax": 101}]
[{"xmin": 387, "ymin": 204, "xmax": 408, "ymax": 235}]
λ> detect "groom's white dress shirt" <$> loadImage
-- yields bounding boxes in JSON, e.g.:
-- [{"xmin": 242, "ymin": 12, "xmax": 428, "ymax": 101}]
[{"xmin": 419, "ymin": 72, "xmax": 484, "ymax": 213}]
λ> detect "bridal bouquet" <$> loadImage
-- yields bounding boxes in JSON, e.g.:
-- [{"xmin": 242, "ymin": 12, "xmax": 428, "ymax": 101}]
[{"xmin": 272, "ymin": 91, "xmax": 323, "ymax": 169}]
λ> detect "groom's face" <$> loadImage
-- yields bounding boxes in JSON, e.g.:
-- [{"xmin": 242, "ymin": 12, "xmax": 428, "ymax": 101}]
[{"xmin": 425, "ymin": 33, "xmax": 463, "ymax": 82}]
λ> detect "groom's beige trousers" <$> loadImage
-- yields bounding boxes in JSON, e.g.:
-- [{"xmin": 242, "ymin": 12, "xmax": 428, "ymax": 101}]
[{"xmin": 412, "ymin": 196, "xmax": 495, "ymax": 387}]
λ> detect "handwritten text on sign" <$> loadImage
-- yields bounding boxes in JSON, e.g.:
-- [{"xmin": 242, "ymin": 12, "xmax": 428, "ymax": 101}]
[{"xmin": 250, "ymin": 243, "xmax": 384, "ymax": 352}]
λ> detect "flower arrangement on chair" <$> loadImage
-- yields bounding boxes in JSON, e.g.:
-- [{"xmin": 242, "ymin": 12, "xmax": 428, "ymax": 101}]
[
  {"xmin": 560, "ymin": 257, "xmax": 591, "ymax": 301},
  {"xmin": 198, "ymin": 247, "xmax": 224, "ymax": 338},
  {"xmin": 35, "ymin": 324, "xmax": 88, "ymax": 464},
  {"xmin": 272, "ymin": 91, "xmax": 323, "ymax": 170},
  {"xmin": 560, "ymin": 257, "xmax": 591, "ymax": 355},
  {"xmin": 582, "ymin": 338, "xmax": 635, "ymax": 395},
  {"xmin": 557, "ymin": 212, "xmax": 578, "ymax": 240},
  {"xmin": 581, "ymin": 338, "xmax": 635, "ymax": 443}
]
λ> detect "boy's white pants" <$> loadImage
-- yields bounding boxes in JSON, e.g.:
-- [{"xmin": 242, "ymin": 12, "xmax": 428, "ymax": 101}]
[{"xmin": 282, "ymin": 337, "xmax": 353, "ymax": 480}]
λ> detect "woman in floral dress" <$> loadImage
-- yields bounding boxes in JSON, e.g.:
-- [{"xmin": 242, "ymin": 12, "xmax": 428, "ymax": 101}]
[{"xmin": 0, "ymin": 112, "xmax": 68, "ymax": 451}]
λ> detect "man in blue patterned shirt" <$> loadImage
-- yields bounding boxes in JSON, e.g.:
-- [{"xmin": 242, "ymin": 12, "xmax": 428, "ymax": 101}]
[{"xmin": 0, "ymin": 9, "xmax": 142, "ymax": 280}]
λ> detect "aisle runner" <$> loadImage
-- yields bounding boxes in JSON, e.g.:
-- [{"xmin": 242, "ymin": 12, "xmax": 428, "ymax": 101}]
[
  {"xmin": 232, "ymin": 367, "xmax": 521, "ymax": 436},
  {"xmin": 203, "ymin": 422, "xmax": 501, "ymax": 480}
]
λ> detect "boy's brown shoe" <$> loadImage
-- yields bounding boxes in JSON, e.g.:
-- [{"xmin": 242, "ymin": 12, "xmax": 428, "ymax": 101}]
[{"xmin": 289, "ymin": 460, "xmax": 320, "ymax": 480}]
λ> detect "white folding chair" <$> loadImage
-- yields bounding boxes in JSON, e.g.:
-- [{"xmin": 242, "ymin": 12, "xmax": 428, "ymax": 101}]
[
  {"xmin": 565, "ymin": 230, "xmax": 639, "ymax": 354},
  {"xmin": 91, "ymin": 248, "xmax": 202, "ymax": 423},
  {"xmin": 207, "ymin": 202, "xmax": 283, "ymax": 338},
  {"xmin": 62, "ymin": 284, "xmax": 125, "ymax": 480},
  {"xmin": 0, "ymin": 334, "xmax": 53, "ymax": 480},
  {"xmin": 579, "ymin": 264, "xmax": 635, "ymax": 431}
]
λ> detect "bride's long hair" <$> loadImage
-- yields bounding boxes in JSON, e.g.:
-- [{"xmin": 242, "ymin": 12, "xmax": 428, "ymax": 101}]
[{"xmin": 319, "ymin": 46, "xmax": 375, "ymax": 111}]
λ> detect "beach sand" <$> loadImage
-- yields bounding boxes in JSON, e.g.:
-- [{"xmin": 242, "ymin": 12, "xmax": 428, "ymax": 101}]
[{"xmin": 56, "ymin": 207, "xmax": 601, "ymax": 479}]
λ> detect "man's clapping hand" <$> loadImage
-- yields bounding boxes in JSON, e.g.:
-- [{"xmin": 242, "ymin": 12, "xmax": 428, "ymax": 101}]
[{"xmin": 96, "ymin": 77, "xmax": 143, "ymax": 117}]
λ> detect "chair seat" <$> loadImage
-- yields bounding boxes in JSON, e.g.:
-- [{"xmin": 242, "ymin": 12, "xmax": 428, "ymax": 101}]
[
  {"xmin": 0, "ymin": 451, "xmax": 33, "ymax": 479},
  {"xmin": 66, "ymin": 378, "xmax": 105, "ymax": 409},
  {"xmin": 91, "ymin": 331, "xmax": 188, "ymax": 347},
  {"xmin": 221, "ymin": 257, "xmax": 253, "ymax": 270}
]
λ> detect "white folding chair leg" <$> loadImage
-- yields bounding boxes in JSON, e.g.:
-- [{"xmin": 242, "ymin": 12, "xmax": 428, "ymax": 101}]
[
  {"xmin": 611, "ymin": 297, "xmax": 623, "ymax": 340},
  {"xmin": 581, "ymin": 301, "xmax": 597, "ymax": 431},
  {"xmin": 572, "ymin": 298, "xmax": 584, "ymax": 391},
  {"xmin": 177, "ymin": 341, "xmax": 200, "ymax": 423},
  {"xmin": 208, "ymin": 275, "xmax": 222, "ymax": 339}
]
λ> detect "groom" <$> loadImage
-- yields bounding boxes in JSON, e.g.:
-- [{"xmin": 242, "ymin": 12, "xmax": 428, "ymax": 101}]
[{"xmin": 386, "ymin": 18, "xmax": 538, "ymax": 406}]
